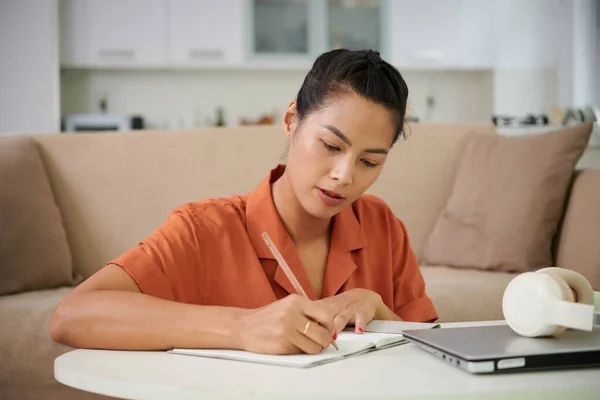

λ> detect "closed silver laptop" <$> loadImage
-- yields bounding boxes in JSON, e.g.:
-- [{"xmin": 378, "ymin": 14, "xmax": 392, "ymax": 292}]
[{"xmin": 402, "ymin": 324, "xmax": 600, "ymax": 374}]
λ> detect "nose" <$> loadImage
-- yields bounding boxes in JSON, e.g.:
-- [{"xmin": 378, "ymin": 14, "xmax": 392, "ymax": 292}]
[{"xmin": 330, "ymin": 158, "xmax": 353, "ymax": 186}]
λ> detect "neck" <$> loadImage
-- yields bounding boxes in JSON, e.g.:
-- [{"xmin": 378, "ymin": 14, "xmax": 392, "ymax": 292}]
[{"xmin": 271, "ymin": 171, "xmax": 331, "ymax": 244}]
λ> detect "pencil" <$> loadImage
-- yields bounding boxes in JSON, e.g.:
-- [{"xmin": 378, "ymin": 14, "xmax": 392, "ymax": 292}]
[{"xmin": 261, "ymin": 231, "xmax": 339, "ymax": 351}]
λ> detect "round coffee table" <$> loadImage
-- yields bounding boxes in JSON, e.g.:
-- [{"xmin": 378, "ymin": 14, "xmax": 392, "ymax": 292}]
[{"xmin": 54, "ymin": 322, "xmax": 600, "ymax": 399}]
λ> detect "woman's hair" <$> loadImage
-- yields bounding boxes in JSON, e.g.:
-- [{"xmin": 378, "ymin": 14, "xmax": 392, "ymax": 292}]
[{"xmin": 295, "ymin": 48, "xmax": 409, "ymax": 146}]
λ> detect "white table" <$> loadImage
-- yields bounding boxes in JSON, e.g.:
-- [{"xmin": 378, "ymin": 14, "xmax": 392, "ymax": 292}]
[{"xmin": 54, "ymin": 321, "xmax": 600, "ymax": 399}]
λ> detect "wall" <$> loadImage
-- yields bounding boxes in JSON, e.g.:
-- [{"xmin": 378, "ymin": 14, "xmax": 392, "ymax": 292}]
[
  {"xmin": 491, "ymin": 0, "xmax": 559, "ymax": 117},
  {"xmin": 60, "ymin": 68, "xmax": 494, "ymax": 129},
  {"xmin": 578, "ymin": 148, "xmax": 600, "ymax": 170},
  {"xmin": 572, "ymin": 0, "xmax": 598, "ymax": 108},
  {"xmin": 556, "ymin": 0, "xmax": 599, "ymax": 109},
  {"xmin": 0, "ymin": 0, "xmax": 60, "ymax": 134},
  {"xmin": 597, "ymin": 1, "xmax": 600, "ymax": 107}
]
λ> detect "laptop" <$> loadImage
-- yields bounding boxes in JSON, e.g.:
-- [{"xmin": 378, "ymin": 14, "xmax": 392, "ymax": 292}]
[{"xmin": 401, "ymin": 324, "xmax": 600, "ymax": 374}]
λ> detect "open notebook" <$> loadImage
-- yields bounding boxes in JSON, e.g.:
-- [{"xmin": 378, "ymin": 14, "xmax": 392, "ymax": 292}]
[{"xmin": 169, "ymin": 321, "xmax": 439, "ymax": 368}]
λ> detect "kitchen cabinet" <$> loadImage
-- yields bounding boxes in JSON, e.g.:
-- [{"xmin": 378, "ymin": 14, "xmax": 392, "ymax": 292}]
[
  {"xmin": 246, "ymin": 0, "xmax": 386, "ymax": 61},
  {"xmin": 168, "ymin": 0, "xmax": 244, "ymax": 65},
  {"xmin": 58, "ymin": 0, "xmax": 496, "ymax": 70},
  {"xmin": 59, "ymin": 0, "xmax": 168, "ymax": 67},
  {"xmin": 59, "ymin": 0, "xmax": 88, "ymax": 66},
  {"xmin": 388, "ymin": 0, "xmax": 494, "ymax": 69},
  {"xmin": 248, "ymin": 0, "xmax": 318, "ymax": 59},
  {"xmin": 327, "ymin": 0, "xmax": 384, "ymax": 52}
]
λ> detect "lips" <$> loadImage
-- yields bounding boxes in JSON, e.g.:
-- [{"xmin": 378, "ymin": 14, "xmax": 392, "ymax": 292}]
[
  {"xmin": 318, "ymin": 188, "xmax": 345, "ymax": 199},
  {"xmin": 316, "ymin": 187, "xmax": 346, "ymax": 207}
]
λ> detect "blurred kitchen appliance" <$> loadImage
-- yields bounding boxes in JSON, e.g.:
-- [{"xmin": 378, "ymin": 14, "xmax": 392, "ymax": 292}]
[
  {"xmin": 492, "ymin": 107, "xmax": 599, "ymax": 147},
  {"xmin": 62, "ymin": 114, "xmax": 144, "ymax": 133},
  {"xmin": 492, "ymin": 113, "xmax": 549, "ymax": 128}
]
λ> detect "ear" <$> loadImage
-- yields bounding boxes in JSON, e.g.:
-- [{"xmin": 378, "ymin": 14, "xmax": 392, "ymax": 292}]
[{"xmin": 282, "ymin": 101, "xmax": 298, "ymax": 139}]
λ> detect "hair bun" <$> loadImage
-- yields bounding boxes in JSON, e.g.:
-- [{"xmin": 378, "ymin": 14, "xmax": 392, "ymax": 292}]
[
  {"xmin": 365, "ymin": 50, "xmax": 382, "ymax": 68},
  {"xmin": 294, "ymin": 48, "xmax": 408, "ymax": 145}
]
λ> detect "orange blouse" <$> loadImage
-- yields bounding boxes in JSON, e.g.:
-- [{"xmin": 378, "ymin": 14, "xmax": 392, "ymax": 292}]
[{"xmin": 109, "ymin": 165, "xmax": 438, "ymax": 322}]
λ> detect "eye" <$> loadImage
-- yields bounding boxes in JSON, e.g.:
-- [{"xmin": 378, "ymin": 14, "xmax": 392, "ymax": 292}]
[
  {"xmin": 361, "ymin": 159, "xmax": 378, "ymax": 168},
  {"xmin": 321, "ymin": 140, "xmax": 340, "ymax": 152}
]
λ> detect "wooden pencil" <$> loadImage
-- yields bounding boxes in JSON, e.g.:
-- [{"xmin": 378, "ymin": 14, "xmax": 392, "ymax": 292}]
[{"xmin": 261, "ymin": 231, "xmax": 339, "ymax": 351}]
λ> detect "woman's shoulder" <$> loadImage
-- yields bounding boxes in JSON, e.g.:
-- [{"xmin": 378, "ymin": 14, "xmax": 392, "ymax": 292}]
[
  {"xmin": 352, "ymin": 194, "xmax": 409, "ymax": 236},
  {"xmin": 168, "ymin": 195, "xmax": 249, "ymax": 232},
  {"xmin": 352, "ymin": 194, "xmax": 394, "ymax": 218}
]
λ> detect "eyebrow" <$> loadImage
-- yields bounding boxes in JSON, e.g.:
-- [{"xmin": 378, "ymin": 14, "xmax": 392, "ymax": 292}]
[{"xmin": 322, "ymin": 125, "xmax": 389, "ymax": 155}]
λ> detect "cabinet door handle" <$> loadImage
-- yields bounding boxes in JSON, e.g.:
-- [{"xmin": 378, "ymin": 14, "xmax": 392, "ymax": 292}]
[
  {"xmin": 188, "ymin": 48, "xmax": 224, "ymax": 59},
  {"xmin": 98, "ymin": 49, "xmax": 135, "ymax": 58}
]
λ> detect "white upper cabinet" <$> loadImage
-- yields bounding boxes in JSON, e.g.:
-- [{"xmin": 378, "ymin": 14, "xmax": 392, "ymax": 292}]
[
  {"xmin": 168, "ymin": 0, "xmax": 244, "ymax": 65},
  {"xmin": 59, "ymin": 0, "xmax": 497, "ymax": 70},
  {"xmin": 389, "ymin": 0, "xmax": 462, "ymax": 67},
  {"xmin": 87, "ymin": 0, "xmax": 167, "ymax": 66},
  {"xmin": 59, "ymin": 0, "xmax": 88, "ymax": 65},
  {"xmin": 388, "ymin": 0, "xmax": 494, "ymax": 68},
  {"xmin": 59, "ymin": 0, "xmax": 168, "ymax": 67}
]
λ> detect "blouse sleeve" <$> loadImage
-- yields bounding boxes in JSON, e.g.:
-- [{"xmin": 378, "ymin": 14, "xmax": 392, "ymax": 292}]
[
  {"xmin": 107, "ymin": 205, "xmax": 205, "ymax": 303},
  {"xmin": 391, "ymin": 216, "xmax": 439, "ymax": 322}
]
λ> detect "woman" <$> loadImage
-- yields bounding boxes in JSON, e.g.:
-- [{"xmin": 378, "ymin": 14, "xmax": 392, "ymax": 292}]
[{"xmin": 50, "ymin": 49, "xmax": 438, "ymax": 356}]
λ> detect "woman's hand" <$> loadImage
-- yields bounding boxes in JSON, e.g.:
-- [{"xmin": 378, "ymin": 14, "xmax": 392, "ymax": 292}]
[
  {"xmin": 237, "ymin": 294, "xmax": 336, "ymax": 355},
  {"xmin": 318, "ymin": 288, "xmax": 401, "ymax": 334}
]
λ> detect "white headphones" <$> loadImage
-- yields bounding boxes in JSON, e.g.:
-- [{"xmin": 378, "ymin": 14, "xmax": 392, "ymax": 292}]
[{"xmin": 502, "ymin": 267, "xmax": 600, "ymax": 337}]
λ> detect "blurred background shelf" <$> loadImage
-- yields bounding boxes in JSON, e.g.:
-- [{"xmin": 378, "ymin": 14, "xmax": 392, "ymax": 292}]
[{"xmin": 1, "ymin": 0, "xmax": 598, "ymax": 136}]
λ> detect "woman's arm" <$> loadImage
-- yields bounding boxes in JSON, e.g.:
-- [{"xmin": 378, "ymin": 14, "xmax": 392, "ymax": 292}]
[
  {"xmin": 50, "ymin": 265, "xmax": 336, "ymax": 354},
  {"xmin": 49, "ymin": 264, "xmax": 245, "ymax": 351},
  {"xmin": 49, "ymin": 205, "xmax": 337, "ymax": 354}
]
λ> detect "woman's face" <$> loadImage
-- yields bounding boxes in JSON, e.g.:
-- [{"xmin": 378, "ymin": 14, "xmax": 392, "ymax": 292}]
[{"xmin": 283, "ymin": 91, "xmax": 398, "ymax": 219}]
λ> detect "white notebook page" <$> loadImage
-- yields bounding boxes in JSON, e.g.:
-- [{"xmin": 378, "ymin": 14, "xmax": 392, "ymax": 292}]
[{"xmin": 169, "ymin": 331, "xmax": 405, "ymax": 368}]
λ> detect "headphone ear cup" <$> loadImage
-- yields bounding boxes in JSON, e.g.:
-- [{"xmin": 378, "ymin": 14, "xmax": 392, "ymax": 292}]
[
  {"xmin": 537, "ymin": 267, "xmax": 595, "ymax": 305},
  {"xmin": 503, "ymin": 272, "xmax": 566, "ymax": 337},
  {"xmin": 537, "ymin": 271, "xmax": 574, "ymax": 336}
]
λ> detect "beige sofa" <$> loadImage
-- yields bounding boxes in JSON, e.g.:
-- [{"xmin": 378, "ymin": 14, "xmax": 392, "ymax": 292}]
[{"xmin": 1, "ymin": 123, "xmax": 599, "ymax": 399}]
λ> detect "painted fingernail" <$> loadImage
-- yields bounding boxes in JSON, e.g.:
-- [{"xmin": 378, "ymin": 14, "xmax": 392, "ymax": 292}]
[
  {"xmin": 358, "ymin": 327, "xmax": 364, "ymax": 334},
  {"xmin": 332, "ymin": 332, "xmax": 337, "ymax": 340}
]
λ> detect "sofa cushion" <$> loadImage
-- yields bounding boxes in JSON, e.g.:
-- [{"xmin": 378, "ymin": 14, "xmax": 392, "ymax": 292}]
[
  {"xmin": 0, "ymin": 288, "xmax": 109, "ymax": 399},
  {"xmin": 556, "ymin": 169, "xmax": 600, "ymax": 290},
  {"xmin": 367, "ymin": 123, "xmax": 496, "ymax": 261},
  {"xmin": 420, "ymin": 265, "xmax": 517, "ymax": 322},
  {"xmin": 421, "ymin": 122, "xmax": 593, "ymax": 273},
  {"xmin": 0, "ymin": 135, "xmax": 73, "ymax": 294}
]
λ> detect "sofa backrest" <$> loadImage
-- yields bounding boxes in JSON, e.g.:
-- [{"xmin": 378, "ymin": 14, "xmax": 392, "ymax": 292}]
[
  {"xmin": 555, "ymin": 169, "xmax": 600, "ymax": 290},
  {"xmin": 33, "ymin": 123, "xmax": 494, "ymax": 279},
  {"xmin": 366, "ymin": 123, "xmax": 496, "ymax": 259}
]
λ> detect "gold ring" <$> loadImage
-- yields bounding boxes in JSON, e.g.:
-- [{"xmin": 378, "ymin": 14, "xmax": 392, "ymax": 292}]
[{"xmin": 303, "ymin": 320, "xmax": 311, "ymax": 335}]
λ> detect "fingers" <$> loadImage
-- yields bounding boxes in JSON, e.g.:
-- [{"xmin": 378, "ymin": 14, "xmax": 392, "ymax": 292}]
[
  {"xmin": 354, "ymin": 311, "xmax": 367, "ymax": 334},
  {"xmin": 333, "ymin": 310, "xmax": 370, "ymax": 334},
  {"xmin": 301, "ymin": 299, "xmax": 336, "ymax": 334},
  {"xmin": 276, "ymin": 295, "xmax": 336, "ymax": 354},
  {"xmin": 291, "ymin": 319, "xmax": 331, "ymax": 354},
  {"xmin": 333, "ymin": 313, "xmax": 350, "ymax": 332},
  {"xmin": 290, "ymin": 328, "xmax": 324, "ymax": 355}
]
